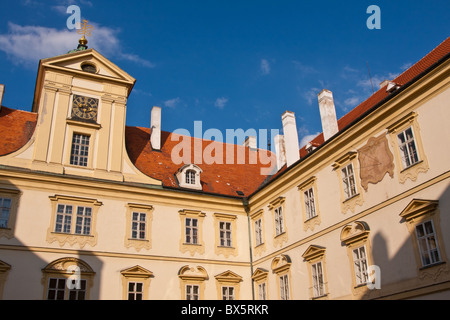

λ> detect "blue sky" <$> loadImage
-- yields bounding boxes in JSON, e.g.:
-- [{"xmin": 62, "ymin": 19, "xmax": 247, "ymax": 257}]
[{"xmin": 1, "ymin": 0, "xmax": 449, "ymax": 148}]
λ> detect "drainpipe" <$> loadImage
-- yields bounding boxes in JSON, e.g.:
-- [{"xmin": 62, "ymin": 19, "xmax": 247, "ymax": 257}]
[{"xmin": 242, "ymin": 196, "xmax": 255, "ymax": 300}]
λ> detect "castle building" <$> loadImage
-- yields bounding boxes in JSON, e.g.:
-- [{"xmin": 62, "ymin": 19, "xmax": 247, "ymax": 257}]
[{"xmin": 0, "ymin": 36, "xmax": 449, "ymax": 300}]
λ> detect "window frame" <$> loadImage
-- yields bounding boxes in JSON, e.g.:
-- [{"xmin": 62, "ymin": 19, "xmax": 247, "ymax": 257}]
[
  {"xmin": 125, "ymin": 203, "xmax": 153, "ymax": 251},
  {"xmin": 70, "ymin": 133, "xmax": 91, "ymax": 167},
  {"xmin": 47, "ymin": 195, "xmax": 102, "ymax": 248},
  {"xmin": 214, "ymin": 270, "xmax": 243, "ymax": 300},
  {"xmin": 0, "ymin": 188, "xmax": 20, "ymax": 239},
  {"xmin": 387, "ymin": 111, "xmax": 429, "ymax": 183},
  {"xmin": 268, "ymin": 197, "xmax": 288, "ymax": 247},
  {"xmin": 179, "ymin": 209, "xmax": 206, "ymax": 255},
  {"xmin": 120, "ymin": 265, "xmax": 153, "ymax": 300},
  {"xmin": 298, "ymin": 176, "xmax": 321, "ymax": 231},
  {"xmin": 214, "ymin": 213, "xmax": 238, "ymax": 257},
  {"xmin": 302, "ymin": 245, "xmax": 328, "ymax": 299},
  {"xmin": 250, "ymin": 209, "xmax": 266, "ymax": 256}
]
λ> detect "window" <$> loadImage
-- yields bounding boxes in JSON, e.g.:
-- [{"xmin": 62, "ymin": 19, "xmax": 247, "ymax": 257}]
[
  {"xmin": 186, "ymin": 284, "xmax": 199, "ymax": 300},
  {"xmin": 219, "ymin": 221, "xmax": 232, "ymax": 247},
  {"xmin": 179, "ymin": 210, "xmax": 205, "ymax": 255},
  {"xmin": 387, "ymin": 111, "xmax": 429, "ymax": 183},
  {"xmin": 304, "ymin": 188, "xmax": 316, "ymax": 220},
  {"xmin": 55, "ymin": 204, "xmax": 91, "ymax": 235},
  {"xmin": 70, "ymin": 133, "xmax": 90, "ymax": 167},
  {"xmin": 342, "ymin": 164, "xmax": 357, "ymax": 199},
  {"xmin": 222, "ymin": 286, "xmax": 234, "ymax": 300},
  {"xmin": 252, "ymin": 268, "xmax": 269, "ymax": 300},
  {"xmin": 279, "ymin": 274, "xmax": 290, "ymax": 300},
  {"xmin": 397, "ymin": 127, "xmax": 419, "ymax": 169},
  {"xmin": 340, "ymin": 221, "xmax": 373, "ymax": 297},
  {"xmin": 42, "ymin": 258, "xmax": 95, "ymax": 300},
  {"xmin": 255, "ymin": 218, "xmax": 263, "ymax": 246},
  {"xmin": 268, "ymin": 197, "xmax": 287, "ymax": 247},
  {"xmin": 185, "ymin": 218, "xmax": 198, "ymax": 244},
  {"xmin": 274, "ymin": 206, "xmax": 284, "ymax": 236},
  {"xmin": 48, "ymin": 195, "xmax": 102, "ymax": 248},
  {"xmin": 178, "ymin": 265, "xmax": 208, "ymax": 300},
  {"xmin": 132, "ymin": 212, "xmax": 146, "ymax": 240},
  {"xmin": 302, "ymin": 245, "xmax": 328, "ymax": 299},
  {"xmin": 415, "ymin": 220, "xmax": 441, "ymax": 267},
  {"xmin": 215, "ymin": 270, "xmax": 243, "ymax": 300},
  {"xmin": 352, "ymin": 246, "xmax": 369, "ymax": 286},
  {"xmin": 176, "ymin": 164, "xmax": 203, "ymax": 190},
  {"xmin": 125, "ymin": 204, "xmax": 153, "ymax": 251},
  {"xmin": 311, "ymin": 262, "xmax": 325, "ymax": 298},
  {"xmin": 271, "ymin": 255, "xmax": 291, "ymax": 300},
  {"xmin": 185, "ymin": 170, "xmax": 196, "ymax": 185},
  {"xmin": 120, "ymin": 265, "xmax": 153, "ymax": 300},
  {"xmin": 47, "ymin": 278, "xmax": 87, "ymax": 300},
  {"xmin": 127, "ymin": 282, "xmax": 143, "ymax": 300},
  {"xmin": 258, "ymin": 282, "xmax": 266, "ymax": 300},
  {"xmin": 0, "ymin": 197, "xmax": 12, "ymax": 228}
]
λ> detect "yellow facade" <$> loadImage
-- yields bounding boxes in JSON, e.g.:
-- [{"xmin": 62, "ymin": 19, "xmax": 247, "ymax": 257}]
[{"xmin": 0, "ymin": 39, "xmax": 449, "ymax": 300}]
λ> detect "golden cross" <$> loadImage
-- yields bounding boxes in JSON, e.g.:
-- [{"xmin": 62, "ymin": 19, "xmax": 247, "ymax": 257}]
[{"xmin": 77, "ymin": 19, "xmax": 94, "ymax": 38}]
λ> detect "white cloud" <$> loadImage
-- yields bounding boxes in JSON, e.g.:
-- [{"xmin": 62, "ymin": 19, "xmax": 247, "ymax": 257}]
[
  {"xmin": 0, "ymin": 22, "xmax": 154, "ymax": 68},
  {"xmin": 260, "ymin": 59, "xmax": 270, "ymax": 75},
  {"xmin": 301, "ymin": 87, "xmax": 321, "ymax": 106},
  {"xmin": 292, "ymin": 60, "xmax": 317, "ymax": 74},
  {"xmin": 214, "ymin": 97, "xmax": 228, "ymax": 109},
  {"xmin": 164, "ymin": 97, "xmax": 181, "ymax": 109}
]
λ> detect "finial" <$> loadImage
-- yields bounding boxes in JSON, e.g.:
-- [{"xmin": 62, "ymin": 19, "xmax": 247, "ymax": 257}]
[{"xmin": 76, "ymin": 19, "xmax": 94, "ymax": 49}]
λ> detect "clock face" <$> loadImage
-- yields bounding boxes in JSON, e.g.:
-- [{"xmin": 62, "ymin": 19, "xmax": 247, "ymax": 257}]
[{"xmin": 71, "ymin": 95, "xmax": 98, "ymax": 121}]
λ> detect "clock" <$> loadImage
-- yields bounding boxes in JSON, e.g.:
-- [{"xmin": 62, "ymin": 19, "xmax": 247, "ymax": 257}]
[{"xmin": 71, "ymin": 95, "xmax": 98, "ymax": 122}]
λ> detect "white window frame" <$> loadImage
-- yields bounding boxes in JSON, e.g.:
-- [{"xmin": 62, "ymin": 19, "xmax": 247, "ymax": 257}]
[
  {"xmin": 415, "ymin": 220, "xmax": 441, "ymax": 267},
  {"xmin": 342, "ymin": 163, "xmax": 357, "ymax": 199},
  {"xmin": 219, "ymin": 221, "xmax": 232, "ymax": 247},
  {"xmin": 55, "ymin": 204, "xmax": 92, "ymax": 235},
  {"xmin": 185, "ymin": 218, "xmax": 198, "ymax": 244},
  {"xmin": 70, "ymin": 133, "xmax": 90, "ymax": 167},
  {"xmin": 254, "ymin": 218, "xmax": 263, "ymax": 246},
  {"xmin": 274, "ymin": 206, "xmax": 284, "ymax": 236},
  {"xmin": 352, "ymin": 245, "xmax": 369, "ymax": 286},
  {"xmin": 186, "ymin": 284, "xmax": 199, "ymax": 300},
  {"xmin": 222, "ymin": 286, "xmax": 235, "ymax": 300},
  {"xmin": 258, "ymin": 282, "xmax": 266, "ymax": 300},
  {"xmin": 131, "ymin": 212, "xmax": 147, "ymax": 240},
  {"xmin": 311, "ymin": 261, "xmax": 325, "ymax": 298},
  {"xmin": 185, "ymin": 170, "xmax": 196, "ymax": 185},
  {"xmin": 397, "ymin": 127, "xmax": 419, "ymax": 169},
  {"xmin": 279, "ymin": 274, "xmax": 290, "ymax": 300},
  {"xmin": 127, "ymin": 281, "xmax": 144, "ymax": 300},
  {"xmin": 47, "ymin": 278, "xmax": 87, "ymax": 300},
  {"xmin": 304, "ymin": 187, "xmax": 316, "ymax": 220}
]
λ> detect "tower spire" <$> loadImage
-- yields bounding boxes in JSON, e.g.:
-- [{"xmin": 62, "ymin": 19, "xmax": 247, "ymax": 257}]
[{"xmin": 68, "ymin": 19, "xmax": 94, "ymax": 53}]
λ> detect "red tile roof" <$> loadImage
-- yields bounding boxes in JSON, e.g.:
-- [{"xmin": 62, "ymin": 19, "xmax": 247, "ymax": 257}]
[
  {"xmin": 125, "ymin": 127, "xmax": 276, "ymax": 197},
  {"xmin": 0, "ymin": 106, "xmax": 37, "ymax": 156}
]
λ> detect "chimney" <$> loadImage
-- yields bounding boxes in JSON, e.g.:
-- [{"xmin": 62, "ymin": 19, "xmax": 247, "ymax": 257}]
[
  {"xmin": 274, "ymin": 134, "xmax": 286, "ymax": 170},
  {"xmin": 244, "ymin": 136, "xmax": 257, "ymax": 150},
  {"xmin": 150, "ymin": 106, "xmax": 161, "ymax": 150},
  {"xmin": 318, "ymin": 89, "xmax": 338, "ymax": 141},
  {"xmin": 0, "ymin": 84, "xmax": 4, "ymax": 111},
  {"xmin": 281, "ymin": 111, "xmax": 300, "ymax": 167}
]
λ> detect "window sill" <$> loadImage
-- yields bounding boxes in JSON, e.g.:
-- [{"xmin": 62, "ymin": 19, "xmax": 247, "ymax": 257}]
[
  {"xmin": 274, "ymin": 231, "xmax": 286, "ymax": 238},
  {"xmin": 419, "ymin": 260, "xmax": 445, "ymax": 271},
  {"xmin": 400, "ymin": 160, "xmax": 423, "ymax": 174},
  {"xmin": 343, "ymin": 193, "xmax": 361, "ymax": 203}
]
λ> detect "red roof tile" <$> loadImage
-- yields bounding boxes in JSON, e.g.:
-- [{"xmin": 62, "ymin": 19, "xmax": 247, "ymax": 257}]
[
  {"xmin": 125, "ymin": 127, "xmax": 276, "ymax": 197},
  {"xmin": 0, "ymin": 106, "xmax": 37, "ymax": 156}
]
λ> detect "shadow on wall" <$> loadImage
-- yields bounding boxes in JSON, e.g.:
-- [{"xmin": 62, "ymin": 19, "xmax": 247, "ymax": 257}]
[
  {"xmin": 0, "ymin": 179, "xmax": 103, "ymax": 300},
  {"xmin": 360, "ymin": 183, "xmax": 450, "ymax": 300}
]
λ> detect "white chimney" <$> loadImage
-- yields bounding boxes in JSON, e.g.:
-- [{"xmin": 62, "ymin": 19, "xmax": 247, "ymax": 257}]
[
  {"xmin": 318, "ymin": 89, "xmax": 339, "ymax": 141},
  {"xmin": 0, "ymin": 84, "xmax": 4, "ymax": 111},
  {"xmin": 281, "ymin": 111, "xmax": 300, "ymax": 167},
  {"xmin": 244, "ymin": 136, "xmax": 257, "ymax": 150},
  {"xmin": 150, "ymin": 106, "xmax": 161, "ymax": 150},
  {"xmin": 274, "ymin": 134, "xmax": 286, "ymax": 170}
]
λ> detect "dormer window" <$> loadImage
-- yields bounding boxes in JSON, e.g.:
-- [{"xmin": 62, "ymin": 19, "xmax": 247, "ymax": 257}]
[{"xmin": 175, "ymin": 164, "xmax": 203, "ymax": 190}]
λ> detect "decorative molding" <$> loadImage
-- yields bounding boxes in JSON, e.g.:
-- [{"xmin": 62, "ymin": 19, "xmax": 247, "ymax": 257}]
[{"xmin": 178, "ymin": 209, "xmax": 206, "ymax": 256}]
